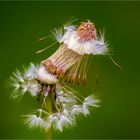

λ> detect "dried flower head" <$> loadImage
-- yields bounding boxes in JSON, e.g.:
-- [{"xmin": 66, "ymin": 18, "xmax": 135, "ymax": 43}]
[
  {"xmin": 7, "ymin": 19, "xmax": 121, "ymax": 137},
  {"xmin": 38, "ymin": 20, "xmax": 108, "ymax": 85}
]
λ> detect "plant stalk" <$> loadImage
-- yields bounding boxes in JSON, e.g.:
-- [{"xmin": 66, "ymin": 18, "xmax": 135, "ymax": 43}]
[{"xmin": 45, "ymin": 93, "xmax": 53, "ymax": 140}]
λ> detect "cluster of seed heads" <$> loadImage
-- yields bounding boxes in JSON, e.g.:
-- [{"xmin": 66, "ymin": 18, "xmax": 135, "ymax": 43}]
[{"xmin": 9, "ymin": 20, "xmax": 110, "ymax": 133}]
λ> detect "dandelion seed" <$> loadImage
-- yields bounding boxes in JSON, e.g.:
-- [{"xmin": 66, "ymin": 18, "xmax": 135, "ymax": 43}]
[
  {"xmin": 84, "ymin": 95, "xmax": 100, "ymax": 107},
  {"xmin": 82, "ymin": 95, "xmax": 99, "ymax": 116},
  {"xmin": 24, "ymin": 109, "xmax": 51, "ymax": 130},
  {"xmin": 47, "ymin": 110, "xmax": 75, "ymax": 132},
  {"xmin": 51, "ymin": 28, "xmax": 64, "ymax": 43},
  {"xmin": 24, "ymin": 115, "xmax": 46, "ymax": 129},
  {"xmin": 10, "ymin": 73, "xmax": 27, "ymax": 98},
  {"xmin": 71, "ymin": 95, "xmax": 99, "ymax": 116}
]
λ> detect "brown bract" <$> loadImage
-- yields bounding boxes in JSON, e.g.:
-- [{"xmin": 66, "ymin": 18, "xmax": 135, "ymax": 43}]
[{"xmin": 42, "ymin": 44, "xmax": 81, "ymax": 79}]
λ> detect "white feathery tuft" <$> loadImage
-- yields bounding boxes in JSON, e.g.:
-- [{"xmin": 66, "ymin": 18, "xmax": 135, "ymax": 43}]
[
  {"xmin": 62, "ymin": 29, "xmax": 108, "ymax": 55},
  {"xmin": 51, "ymin": 28, "xmax": 64, "ymax": 43},
  {"xmin": 24, "ymin": 115, "xmax": 46, "ymax": 129},
  {"xmin": 28, "ymin": 80, "xmax": 41, "ymax": 96},
  {"xmin": 71, "ymin": 105, "xmax": 84, "ymax": 115},
  {"xmin": 24, "ymin": 63, "xmax": 38, "ymax": 80},
  {"xmin": 47, "ymin": 110, "xmax": 76, "ymax": 132},
  {"xmin": 71, "ymin": 95, "xmax": 99, "ymax": 116},
  {"xmin": 9, "ymin": 63, "xmax": 41, "ymax": 98},
  {"xmin": 84, "ymin": 95, "xmax": 100, "ymax": 107},
  {"xmin": 57, "ymin": 93, "xmax": 76, "ymax": 105},
  {"xmin": 64, "ymin": 25, "xmax": 76, "ymax": 31}
]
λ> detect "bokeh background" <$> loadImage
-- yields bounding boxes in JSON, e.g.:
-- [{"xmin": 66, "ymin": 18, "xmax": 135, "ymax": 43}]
[{"xmin": 0, "ymin": 1, "xmax": 140, "ymax": 139}]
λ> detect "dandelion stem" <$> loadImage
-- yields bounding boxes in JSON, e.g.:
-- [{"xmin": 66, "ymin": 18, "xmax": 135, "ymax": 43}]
[
  {"xmin": 45, "ymin": 127, "xmax": 52, "ymax": 140},
  {"xmin": 45, "ymin": 93, "xmax": 53, "ymax": 140}
]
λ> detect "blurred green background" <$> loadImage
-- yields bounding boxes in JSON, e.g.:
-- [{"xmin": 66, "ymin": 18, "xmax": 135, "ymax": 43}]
[{"xmin": 0, "ymin": 1, "xmax": 140, "ymax": 139}]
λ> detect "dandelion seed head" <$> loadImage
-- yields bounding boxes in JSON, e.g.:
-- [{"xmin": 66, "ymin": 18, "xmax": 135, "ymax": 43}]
[
  {"xmin": 9, "ymin": 58, "xmax": 101, "ymax": 132},
  {"xmin": 9, "ymin": 20, "xmax": 104, "ymax": 134}
]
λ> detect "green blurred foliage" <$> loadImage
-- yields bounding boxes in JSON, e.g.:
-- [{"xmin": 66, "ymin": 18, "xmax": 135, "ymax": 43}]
[{"xmin": 0, "ymin": 1, "xmax": 140, "ymax": 139}]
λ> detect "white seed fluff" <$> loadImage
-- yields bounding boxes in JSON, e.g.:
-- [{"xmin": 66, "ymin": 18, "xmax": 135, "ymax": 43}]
[
  {"xmin": 24, "ymin": 115, "xmax": 46, "ymax": 129},
  {"xmin": 62, "ymin": 29, "xmax": 107, "ymax": 55},
  {"xmin": 10, "ymin": 63, "xmax": 41, "ymax": 98}
]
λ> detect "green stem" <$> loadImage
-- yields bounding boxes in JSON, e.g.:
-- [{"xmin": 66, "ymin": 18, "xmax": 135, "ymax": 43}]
[
  {"xmin": 45, "ymin": 93, "xmax": 53, "ymax": 140},
  {"xmin": 45, "ymin": 127, "xmax": 52, "ymax": 140}
]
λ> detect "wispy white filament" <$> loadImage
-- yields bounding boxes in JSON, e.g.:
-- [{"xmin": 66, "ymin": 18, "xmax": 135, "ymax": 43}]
[
  {"xmin": 84, "ymin": 95, "xmax": 100, "ymax": 107},
  {"xmin": 47, "ymin": 110, "xmax": 75, "ymax": 132},
  {"xmin": 24, "ymin": 63, "xmax": 38, "ymax": 80},
  {"xmin": 28, "ymin": 80, "xmax": 41, "ymax": 96},
  {"xmin": 24, "ymin": 115, "xmax": 46, "ymax": 129},
  {"xmin": 51, "ymin": 28, "xmax": 64, "ymax": 43}
]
